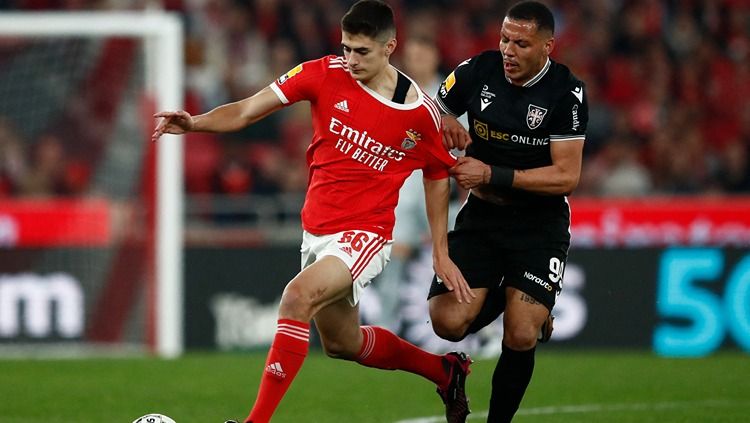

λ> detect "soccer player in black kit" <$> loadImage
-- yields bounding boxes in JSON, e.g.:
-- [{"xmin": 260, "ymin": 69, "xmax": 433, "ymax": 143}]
[{"xmin": 428, "ymin": 2, "xmax": 588, "ymax": 422}]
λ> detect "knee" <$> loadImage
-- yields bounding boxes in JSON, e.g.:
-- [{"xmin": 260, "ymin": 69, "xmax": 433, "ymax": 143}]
[
  {"xmin": 278, "ymin": 284, "xmax": 314, "ymax": 321},
  {"xmin": 503, "ymin": 321, "xmax": 539, "ymax": 351},
  {"xmin": 320, "ymin": 339, "xmax": 357, "ymax": 360},
  {"xmin": 429, "ymin": 300, "xmax": 475, "ymax": 342},
  {"xmin": 431, "ymin": 316, "xmax": 470, "ymax": 342}
]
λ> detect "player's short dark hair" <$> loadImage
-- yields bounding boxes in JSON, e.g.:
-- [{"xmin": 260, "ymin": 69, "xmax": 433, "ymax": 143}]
[
  {"xmin": 341, "ymin": 0, "xmax": 396, "ymax": 41},
  {"xmin": 507, "ymin": 1, "xmax": 555, "ymax": 35}
]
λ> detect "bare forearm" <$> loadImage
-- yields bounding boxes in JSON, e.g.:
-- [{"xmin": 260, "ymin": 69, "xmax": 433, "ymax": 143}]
[
  {"xmin": 423, "ymin": 175, "xmax": 473, "ymax": 303},
  {"xmin": 487, "ymin": 139, "xmax": 584, "ymax": 195},
  {"xmin": 191, "ymin": 102, "xmax": 249, "ymax": 133},
  {"xmin": 502, "ymin": 165, "xmax": 579, "ymax": 195},
  {"xmin": 193, "ymin": 86, "xmax": 282, "ymax": 133},
  {"xmin": 423, "ymin": 177, "xmax": 451, "ymax": 257}
]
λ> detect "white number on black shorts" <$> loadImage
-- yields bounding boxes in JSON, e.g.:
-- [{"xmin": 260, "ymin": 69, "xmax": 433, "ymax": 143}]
[{"xmin": 548, "ymin": 257, "xmax": 565, "ymax": 288}]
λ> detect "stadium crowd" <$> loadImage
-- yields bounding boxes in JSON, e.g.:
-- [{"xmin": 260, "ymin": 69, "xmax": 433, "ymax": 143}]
[{"xmin": 0, "ymin": 0, "xmax": 749, "ymax": 199}]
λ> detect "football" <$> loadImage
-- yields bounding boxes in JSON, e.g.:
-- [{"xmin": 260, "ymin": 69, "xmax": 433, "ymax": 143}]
[{"xmin": 132, "ymin": 414, "xmax": 177, "ymax": 423}]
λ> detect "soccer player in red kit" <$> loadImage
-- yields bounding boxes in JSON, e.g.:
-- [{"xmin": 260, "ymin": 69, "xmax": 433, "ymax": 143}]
[{"xmin": 152, "ymin": 1, "xmax": 474, "ymax": 422}]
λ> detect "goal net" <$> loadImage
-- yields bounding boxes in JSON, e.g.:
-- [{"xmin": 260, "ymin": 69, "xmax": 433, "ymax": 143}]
[{"xmin": 0, "ymin": 12, "xmax": 184, "ymax": 357}]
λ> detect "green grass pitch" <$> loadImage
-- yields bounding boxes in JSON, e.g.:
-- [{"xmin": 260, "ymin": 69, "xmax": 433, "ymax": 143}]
[{"xmin": 1, "ymin": 350, "xmax": 748, "ymax": 423}]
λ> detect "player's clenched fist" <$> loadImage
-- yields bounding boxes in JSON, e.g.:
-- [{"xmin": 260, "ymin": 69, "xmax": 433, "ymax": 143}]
[
  {"xmin": 440, "ymin": 114, "xmax": 472, "ymax": 150},
  {"xmin": 151, "ymin": 110, "xmax": 194, "ymax": 142},
  {"xmin": 449, "ymin": 156, "xmax": 491, "ymax": 189}
]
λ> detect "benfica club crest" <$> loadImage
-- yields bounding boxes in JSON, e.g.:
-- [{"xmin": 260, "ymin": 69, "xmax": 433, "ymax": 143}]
[
  {"xmin": 526, "ymin": 104, "xmax": 548, "ymax": 130},
  {"xmin": 402, "ymin": 129, "xmax": 420, "ymax": 150}
]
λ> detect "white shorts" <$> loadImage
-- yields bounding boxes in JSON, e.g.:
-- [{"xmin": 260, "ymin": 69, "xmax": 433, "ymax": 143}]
[{"xmin": 301, "ymin": 230, "xmax": 392, "ymax": 306}]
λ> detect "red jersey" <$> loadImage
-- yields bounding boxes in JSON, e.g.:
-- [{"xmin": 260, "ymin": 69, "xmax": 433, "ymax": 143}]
[{"xmin": 270, "ymin": 55, "xmax": 456, "ymax": 239}]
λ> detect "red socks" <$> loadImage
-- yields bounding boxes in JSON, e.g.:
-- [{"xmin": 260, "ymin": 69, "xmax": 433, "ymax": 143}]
[
  {"xmin": 245, "ymin": 323, "xmax": 446, "ymax": 422},
  {"xmin": 356, "ymin": 325, "xmax": 448, "ymax": 387},
  {"xmin": 246, "ymin": 319, "xmax": 310, "ymax": 423}
]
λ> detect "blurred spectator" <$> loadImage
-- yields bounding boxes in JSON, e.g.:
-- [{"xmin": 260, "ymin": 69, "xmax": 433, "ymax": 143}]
[
  {"xmin": 665, "ymin": 3, "xmax": 701, "ymax": 59},
  {"xmin": 436, "ymin": 6, "xmax": 484, "ymax": 69},
  {"xmin": 580, "ymin": 135, "xmax": 653, "ymax": 197},
  {"xmin": 187, "ymin": 0, "xmax": 270, "ymax": 109},
  {"xmin": 61, "ymin": 159, "xmax": 92, "ymax": 196},
  {"xmin": 660, "ymin": 127, "xmax": 710, "ymax": 194},
  {"xmin": 0, "ymin": 118, "xmax": 26, "ymax": 197},
  {"xmin": 246, "ymin": 143, "xmax": 287, "ymax": 194},
  {"xmin": 287, "ymin": 7, "xmax": 328, "ymax": 60},
  {"xmin": 400, "ymin": 35, "xmax": 443, "ymax": 94},
  {"xmin": 713, "ymin": 139, "xmax": 750, "ymax": 192},
  {"xmin": 579, "ymin": 78, "xmax": 613, "ymax": 157},
  {"xmin": 19, "ymin": 134, "xmax": 67, "ymax": 197},
  {"xmin": 212, "ymin": 138, "xmax": 253, "ymax": 196}
]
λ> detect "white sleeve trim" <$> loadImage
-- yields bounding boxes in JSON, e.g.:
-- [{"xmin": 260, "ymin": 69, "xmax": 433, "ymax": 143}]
[
  {"xmin": 550, "ymin": 134, "xmax": 586, "ymax": 142},
  {"xmin": 269, "ymin": 82, "xmax": 289, "ymax": 104}
]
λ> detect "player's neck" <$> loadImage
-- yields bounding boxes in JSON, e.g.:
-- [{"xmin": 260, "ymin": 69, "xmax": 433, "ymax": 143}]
[{"xmin": 361, "ymin": 64, "xmax": 397, "ymax": 99}]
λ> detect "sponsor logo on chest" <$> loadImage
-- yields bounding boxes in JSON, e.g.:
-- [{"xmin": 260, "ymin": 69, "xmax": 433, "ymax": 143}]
[
  {"xmin": 329, "ymin": 117, "xmax": 409, "ymax": 172},
  {"xmin": 473, "ymin": 119, "xmax": 549, "ymax": 146}
]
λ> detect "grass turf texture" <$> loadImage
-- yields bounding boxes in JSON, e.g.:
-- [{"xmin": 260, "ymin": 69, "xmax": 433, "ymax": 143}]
[{"xmin": 1, "ymin": 350, "xmax": 748, "ymax": 423}]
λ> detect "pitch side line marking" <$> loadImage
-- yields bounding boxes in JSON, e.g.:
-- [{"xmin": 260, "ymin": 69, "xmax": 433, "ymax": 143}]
[{"xmin": 393, "ymin": 399, "xmax": 748, "ymax": 423}]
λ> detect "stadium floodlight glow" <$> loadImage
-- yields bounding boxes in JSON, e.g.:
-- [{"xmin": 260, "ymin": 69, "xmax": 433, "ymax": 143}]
[{"xmin": 0, "ymin": 11, "xmax": 185, "ymax": 358}]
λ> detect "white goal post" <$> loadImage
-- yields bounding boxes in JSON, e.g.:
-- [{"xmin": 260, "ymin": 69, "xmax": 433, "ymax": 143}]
[{"xmin": 0, "ymin": 11, "xmax": 185, "ymax": 358}]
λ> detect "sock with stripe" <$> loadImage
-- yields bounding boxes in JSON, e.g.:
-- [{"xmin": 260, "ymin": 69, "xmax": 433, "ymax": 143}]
[
  {"xmin": 356, "ymin": 325, "xmax": 449, "ymax": 387},
  {"xmin": 245, "ymin": 319, "xmax": 309, "ymax": 423}
]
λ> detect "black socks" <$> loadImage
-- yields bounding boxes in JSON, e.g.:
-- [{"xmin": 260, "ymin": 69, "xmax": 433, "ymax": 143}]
[{"xmin": 487, "ymin": 344, "xmax": 536, "ymax": 422}]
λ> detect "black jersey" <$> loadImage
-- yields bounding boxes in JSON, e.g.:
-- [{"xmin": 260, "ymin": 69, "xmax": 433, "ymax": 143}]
[{"xmin": 436, "ymin": 50, "xmax": 588, "ymax": 206}]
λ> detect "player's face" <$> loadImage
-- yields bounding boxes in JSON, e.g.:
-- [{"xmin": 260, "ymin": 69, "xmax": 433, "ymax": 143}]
[
  {"xmin": 499, "ymin": 17, "xmax": 554, "ymax": 86},
  {"xmin": 341, "ymin": 31, "xmax": 395, "ymax": 82}
]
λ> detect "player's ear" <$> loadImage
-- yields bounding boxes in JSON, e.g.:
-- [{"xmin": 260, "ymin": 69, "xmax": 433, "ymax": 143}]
[
  {"xmin": 385, "ymin": 38, "xmax": 397, "ymax": 57},
  {"xmin": 544, "ymin": 36, "xmax": 555, "ymax": 56}
]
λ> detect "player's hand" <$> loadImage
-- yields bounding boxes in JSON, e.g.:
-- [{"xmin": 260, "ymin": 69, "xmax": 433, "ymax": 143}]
[
  {"xmin": 433, "ymin": 253, "xmax": 475, "ymax": 304},
  {"xmin": 152, "ymin": 110, "xmax": 194, "ymax": 142},
  {"xmin": 449, "ymin": 156, "xmax": 491, "ymax": 189},
  {"xmin": 441, "ymin": 115, "xmax": 472, "ymax": 150}
]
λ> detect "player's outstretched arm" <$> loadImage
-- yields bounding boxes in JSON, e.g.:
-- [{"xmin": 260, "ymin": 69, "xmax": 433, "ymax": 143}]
[
  {"xmin": 151, "ymin": 86, "xmax": 284, "ymax": 142},
  {"xmin": 423, "ymin": 177, "xmax": 474, "ymax": 304}
]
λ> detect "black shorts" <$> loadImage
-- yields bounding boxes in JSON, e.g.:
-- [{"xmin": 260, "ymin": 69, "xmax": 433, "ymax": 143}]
[{"xmin": 428, "ymin": 194, "xmax": 571, "ymax": 311}]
